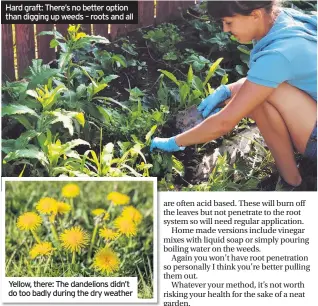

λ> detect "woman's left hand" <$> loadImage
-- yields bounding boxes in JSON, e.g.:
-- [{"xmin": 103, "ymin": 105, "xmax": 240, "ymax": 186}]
[{"xmin": 150, "ymin": 136, "xmax": 185, "ymax": 152}]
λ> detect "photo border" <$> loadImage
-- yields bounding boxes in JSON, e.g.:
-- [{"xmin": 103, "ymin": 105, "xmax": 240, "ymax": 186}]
[{"xmin": 1, "ymin": 177, "xmax": 158, "ymax": 304}]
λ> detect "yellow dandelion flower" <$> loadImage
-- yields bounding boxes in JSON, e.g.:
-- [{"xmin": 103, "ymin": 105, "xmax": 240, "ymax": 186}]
[
  {"xmin": 92, "ymin": 209, "xmax": 110, "ymax": 221},
  {"xmin": 107, "ymin": 192, "xmax": 130, "ymax": 205},
  {"xmin": 60, "ymin": 226, "xmax": 89, "ymax": 253},
  {"xmin": 122, "ymin": 206, "xmax": 143, "ymax": 225},
  {"xmin": 99, "ymin": 227, "xmax": 119, "ymax": 241},
  {"xmin": 93, "ymin": 247, "xmax": 120, "ymax": 274},
  {"xmin": 68, "ymin": 25, "xmax": 76, "ymax": 33},
  {"xmin": 17, "ymin": 212, "xmax": 42, "ymax": 231},
  {"xmin": 56, "ymin": 201, "xmax": 72, "ymax": 214},
  {"xmin": 36, "ymin": 197, "xmax": 58, "ymax": 215},
  {"xmin": 114, "ymin": 216, "xmax": 137, "ymax": 237},
  {"xmin": 62, "ymin": 183, "xmax": 80, "ymax": 198},
  {"xmin": 29, "ymin": 242, "xmax": 54, "ymax": 259},
  {"xmin": 49, "ymin": 202, "xmax": 72, "ymax": 223},
  {"xmin": 75, "ymin": 32, "xmax": 86, "ymax": 40}
]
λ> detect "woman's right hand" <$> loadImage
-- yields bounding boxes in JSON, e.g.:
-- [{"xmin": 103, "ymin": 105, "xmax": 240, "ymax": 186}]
[{"xmin": 197, "ymin": 85, "xmax": 231, "ymax": 118}]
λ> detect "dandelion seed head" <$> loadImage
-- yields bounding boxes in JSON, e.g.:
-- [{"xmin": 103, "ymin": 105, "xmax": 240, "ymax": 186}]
[
  {"xmin": 60, "ymin": 226, "xmax": 89, "ymax": 253},
  {"xmin": 93, "ymin": 247, "xmax": 120, "ymax": 275},
  {"xmin": 29, "ymin": 242, "xmax": 54, "ymax": 259},
  {"xmin": 62, "ymin": 183, "xmax": 80, "ymax": 198},
  {"xmin": 99, "ymin": 227, "xmax": 119, "ymax": 241},
  {"xmin": 36, "ymin": 197, "xmax": 58, "ymax": 215},
  {"xmin": 92, "ymin": 208, "xmax": 110, "ymax": 221},
  {"xmin": 114, "ymin": 216, "xmax": 137, "ymax": 237},
  {"xmin": 107, "ymin": 192, "xmax": 130, "ymax": 205},
  {"xmin": 17, "ymin": 212, "xmax": 42, "ymax": 231},
  {"xmin": 122, "ymin": 206, "xmax": 143, "ymax": 225}
]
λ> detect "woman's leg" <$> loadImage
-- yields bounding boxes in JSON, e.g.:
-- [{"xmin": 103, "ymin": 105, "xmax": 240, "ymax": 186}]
[
  {"xmin": 250, "ymin": 102, "xmax": 302, "ymax": 186},
  {"xmin": 266, "ymin": 82, "xmax": 317, "ymax": 155},
  {"xmin": 229, "ymin": 81, "xmax": 317, "ymax": 186}
]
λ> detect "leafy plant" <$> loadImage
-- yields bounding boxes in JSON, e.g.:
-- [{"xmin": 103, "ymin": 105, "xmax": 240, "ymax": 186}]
[
  {"xmin": 183, "ymin": 49, "xmax": 212, "ymax": 72},
  {"xmin": 158, "ymin": 58, "xmax": 228, "ymax": 108},
  {"xmin": 143, "ymin": 23, "xmax": 183, "ymax": 60},
  {"xmin": 92, "ymin": 49, "xmax": 127, "ymax": 72},
  {"xmin": 3, "ymin": 130, "xmax": 90, "ymax": 176},
  {"xmin": 39, "ymin": 24, "xmax": 109, "ymax": 70},
  {"xmin": 81, "ymin": 126, "xmax": 157, "ymax": 177}
]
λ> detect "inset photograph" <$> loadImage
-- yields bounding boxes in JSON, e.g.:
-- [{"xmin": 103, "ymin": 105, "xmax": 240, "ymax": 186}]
[{"xmin": 4, "ymin": 179, "xmax": 155, "ymax": 299}]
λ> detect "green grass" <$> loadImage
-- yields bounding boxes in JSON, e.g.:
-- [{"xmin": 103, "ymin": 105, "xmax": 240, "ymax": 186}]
[{"xmin": 5, "ymin": 180, "xmax": 154, "ymax": 299}]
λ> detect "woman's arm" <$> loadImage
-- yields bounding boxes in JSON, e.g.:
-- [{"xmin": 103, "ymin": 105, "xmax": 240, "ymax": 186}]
[
  {"xmin": 175, "ymin": 80, "xmax": 275, "ymax": 147},
  {"xmin": 228, "ymin": 77, "xmax": 247, "ymax": 95}
]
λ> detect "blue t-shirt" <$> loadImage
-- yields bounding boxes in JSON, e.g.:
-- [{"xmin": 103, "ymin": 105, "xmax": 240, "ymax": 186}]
[{"xmin": 247, "ymin": 8, "xmax": 317, "ymax": 101}]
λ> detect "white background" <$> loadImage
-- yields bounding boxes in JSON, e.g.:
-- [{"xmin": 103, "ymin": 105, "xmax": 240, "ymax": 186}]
[{"xmin": 159, "ymin": 192, "xmax": 318, "ymax": 306}]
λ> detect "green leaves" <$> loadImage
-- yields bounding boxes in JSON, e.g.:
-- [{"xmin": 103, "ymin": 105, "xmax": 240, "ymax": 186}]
[
  {"xmin": 45, "ymin": 137, "xmax": 90, "ymax": 171},
  {"xmin": 27, "ymin": 59, "xmax": 60, "ymax": 89},
  {"xmin": 58, "ymin": 52, "xmax": 73, "ymax": 70},
  {"xmin": 126, "ymin": 87, "xmax": 145, "ymax": 102},
  {"xmin": 221, "ymin": 74, "xmax": 229, "ymax": 85},
  {"xmin": 237, "ymin": 45, "xmax": 251, "ymax": 55},
  {"xmin": 93, "ymin": 50, "xmax": 128, "ymax": 71},
  {"xmin": 3, "ymin": 145, "xmax": 49, "ymax": 167},
  {"xmin": 187, "ymin": 65, "xmax": 194, "ymax": 84},
  {"xmin": 235, "ymin": 65, "xmax": 247, "ymax": 76},
  {"xmin": 63, "ymin": 139, "xmax": 90, "ymax": 151},
  {"xmin": 163, "ymin": 52, "xmax": 178, "ymax": 61},
  {"xmin": 15, "ymin": 130, "xmax": 41, "ymax": 149},
  {"xmin": 179, "ymin": 83, "xmax": 190, "ymax": 104},
  {"xmin": 183, "ymin": 53, "xmax": 211, "ymax": 72},
  {"xmin": 143, "ymin": 23, "xmax": 182, "ymax": 60},
  {"xmin": 87, "ymin": 83, "xmax": 108, "ymax": 101},
  {"xmin": 112, "ymin": 54, "xmax": 127, "ymax": 68},
  {"xmin": 27, "ymin": 84, "xmax": 66, "ymax": 111},
  {"xmin": 50, "ymin": 110, "xmax": 85, "ymax": 135},
  {"xmin": 172, "ymin": 155, "xmax": 185, "ymax": 176},
  {"xmin": 2, "ymin": 104, "xmax": 38, "ymax": 117},
  {"xmin": 2, "ymin": 131, "xmax": 41, "ymax": 158},
  {"xmin": 103, "ymin": 74, "xmax": 119, "ymax": 84},
  {"xmin": 158, "ymin": 70, "xmax": 180, "ymax": 86},
  {"xmin": 38, "ymin": 30, "xmax": 64, "ymax": 41},
  {"xmin": 49, "ymin": 39, "xmax": 59, "ymax": 48},
  {"xmin": 159, "ymin": 58, "xmax": 225, "ymax": 108},
  {"xmin": 145, "ymin": 125, "xmax": 157, "ymax": 145},
  {"xmin": 76, "ymin": 84, "xmax": 87, "ymax": 99},
  {"xmin": 203, "ymin": 58, "xmax": 223, "ymax": 86}
]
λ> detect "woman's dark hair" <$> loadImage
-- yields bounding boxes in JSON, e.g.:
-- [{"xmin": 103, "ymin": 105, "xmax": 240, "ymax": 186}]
[{"xmin": 207, "ymin": 1, "xmax": 277, "ymax": 20}]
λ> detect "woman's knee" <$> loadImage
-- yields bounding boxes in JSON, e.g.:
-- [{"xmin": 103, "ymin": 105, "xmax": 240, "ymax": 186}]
[{"xmin": 266, "ymin": 82, "xmax": 316, "ymax": 152}]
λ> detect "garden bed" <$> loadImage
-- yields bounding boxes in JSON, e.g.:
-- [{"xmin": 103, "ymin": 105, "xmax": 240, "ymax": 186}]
[{"xmin": 2, "ymin": 1, "xmax": 317, "ymax": 191}]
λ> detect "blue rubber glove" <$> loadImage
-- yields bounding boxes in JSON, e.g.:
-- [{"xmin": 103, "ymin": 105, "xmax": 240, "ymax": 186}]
[
  {"xmin": 197, "ymin": 85, "xmax": 231, "ymax": 118},
  {"xmin": 150, "ymin": 136, "xmax": 185, "ymax": 152}
]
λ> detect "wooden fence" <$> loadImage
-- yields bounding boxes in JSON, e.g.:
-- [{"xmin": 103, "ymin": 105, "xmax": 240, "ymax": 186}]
[{"xmin": 2, "ymin": 1, "xmax": 195, "ymax": 81}]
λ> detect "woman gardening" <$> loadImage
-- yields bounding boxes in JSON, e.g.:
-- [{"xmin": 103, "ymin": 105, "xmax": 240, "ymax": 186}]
[{"xmin": 150, "ymin": 1, "xmax": 317, "ymax": 190}]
